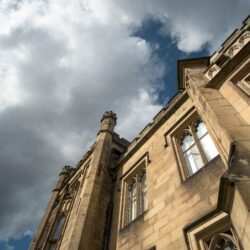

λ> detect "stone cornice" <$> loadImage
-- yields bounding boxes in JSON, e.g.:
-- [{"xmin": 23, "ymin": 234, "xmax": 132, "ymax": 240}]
[{"xmin": 205, "ymin": 42, "xmax": 250, "ymax": 89}]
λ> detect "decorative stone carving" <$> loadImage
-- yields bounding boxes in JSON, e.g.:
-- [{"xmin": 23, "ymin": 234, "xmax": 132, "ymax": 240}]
[
  {"xmin": 226, "ymin": 43, "xmax": 243, "ymax": 58},
  {"xmin": 239, "ymin": 30, "xmax": 250, "ymax": 45},
  {"xmin": 205, "ymin": 64, "xmax": 221, "ymax": 80},
  {"xmin": 185, "ymin": 74, "xmax": 190, "ymax": 89},
  {"xmin": 101, "ymin": 111, "xmax": 117, "ymax": 122}
]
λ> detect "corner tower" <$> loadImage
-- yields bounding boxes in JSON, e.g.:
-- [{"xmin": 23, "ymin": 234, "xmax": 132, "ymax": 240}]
[{"xmin": 67, "ymin": 111, "xmax": 117, "ymax": 250}]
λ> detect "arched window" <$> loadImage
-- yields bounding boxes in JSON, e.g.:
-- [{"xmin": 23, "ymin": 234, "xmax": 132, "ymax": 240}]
[
  {"xmin": 124, "ymin": 166, "xmax": 148, "ymax": 226},
  {"xmin": 208, "ymin": 233, "xmax": 239, "ymax": 250},
  {"xmin": 179, "ymin": 118, "xmax": 219, "ymax": 176}
]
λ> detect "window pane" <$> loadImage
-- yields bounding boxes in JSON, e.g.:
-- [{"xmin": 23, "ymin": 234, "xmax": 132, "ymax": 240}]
[
  {"xmin": 53, "ymin": 216, "xmax": 65, "ymax": 240},
  {"xmin": 48, "ymin": 242, "xmax": 57, "ymax": 250},
  {"xmin": 196, "ymin": 121, "xmax": 207, "ymax": 138},
  {"xmin": 184, "ymin": 145, "xmax": 204, "ymax": 175},
  {"xmin": 140, "ymin": 172, "xmax": 147, "ymax": 213},
  {"xmin": 200, "ymin": 134, "xmax": 219, "ymax": 161},
  {"xmin": 181, "ymin": 133, "xmax": 195, "ymax": 151},
  {"xmin": 129, "ymin": 182, "xmax": 137, "ymax": 221}
]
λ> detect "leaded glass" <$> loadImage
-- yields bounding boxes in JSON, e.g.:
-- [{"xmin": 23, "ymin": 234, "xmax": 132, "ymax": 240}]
[
  {"xmin": 200, "ymin": 134, "xmax": 219, "ymax": 161},
  {"xmin": 139, "ymin": 171, "xmax": 147, "ymax": 213},
  {"xmin": 52, "ymin": 216, "xmax": 65, "ymax": 240},
  {"xmin": 129, "ymin": 181, "xmax": 137, "ymax": 222},
  {"xmin": 181, "ymin": 133, "xmax": 204, "ymax": 175}
]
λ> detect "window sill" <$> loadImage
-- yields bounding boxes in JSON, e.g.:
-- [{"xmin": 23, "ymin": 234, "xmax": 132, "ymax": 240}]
[{"xmin": 119, "ymin": 210, "xmax": 148, "ymax": 234}]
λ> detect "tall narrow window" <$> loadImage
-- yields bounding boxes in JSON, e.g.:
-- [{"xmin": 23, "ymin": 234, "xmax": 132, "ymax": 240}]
[
  {"xmin": 195, "ymin": 121, "xmax": 219, "ymax": 161},
  {"xmin": 124, "ymin": 165, "xmax": 148, "ymax": 226},
  {"xmin": 128, "ymin": 180, "xmax": 137, "ymax": 222},
  {"xmin": 178, "ymin": 117, "xmax": 219, "ymax": 177},
  {"xmin": 139, "ymin": 170, "xmax": 147, "ymax": 214},
  {"xmin": 53, "ymin": 216, "xmax": 65, "ymax": 240},
  {"xmin": 48, "ymin": 215, "xmax": 65, "ymax": 250}
]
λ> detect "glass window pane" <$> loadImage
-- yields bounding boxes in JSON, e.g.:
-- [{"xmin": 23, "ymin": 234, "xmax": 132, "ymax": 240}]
[
  {"xmin": 181, "ymin": 133, "xmax": 195, "ymax": 151},
  {"xmin": 200, "ymin": 134, "xmax": 219, "ymax": 161},
  {"xmin": 131, "ymin": 196, "xmax": 136, "ymax": 220},
  {"xmin": 140, "ymin": 172, "xmax": 147, "ymax": 213},
  {"xmin": 196, "ymin": 121, "xmax": 207, "ymax": 138},
  {"xmin": 184, "ymin": 145, "xmax": 204, "ymax": 175},
  {"xmin": 53, "ymin": 216, "xmax": 65, "ymax": 240},
  {"xmin": 142, "ymin": 190, "xmax": 147, "ymax": 212},
  {"xmin": 129, "ymin": 182, "xmax": 137, "ymax": 221},
  {"xmin": 48, "ymin": 243, "xmax": 57, "ymax": 250}
]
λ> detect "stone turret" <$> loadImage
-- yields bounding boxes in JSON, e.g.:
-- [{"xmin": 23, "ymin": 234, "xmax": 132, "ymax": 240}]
[
  {"xmin": 100, "ymin": 111, "xmax": 117, "ymax": 133},
  {"xmin": 65, "ymin": 111, "xmax": 118, "ymax": 250}
]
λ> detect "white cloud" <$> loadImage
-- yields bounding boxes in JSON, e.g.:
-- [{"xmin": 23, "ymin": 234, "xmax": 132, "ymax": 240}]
[{"xmin": 0, "ymin": 0, "xmax": 249, "ymax": 242}]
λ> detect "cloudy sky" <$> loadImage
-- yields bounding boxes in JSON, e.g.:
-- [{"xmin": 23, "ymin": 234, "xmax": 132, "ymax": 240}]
[{"xmin": 0, "ymin": 0, "xmax": 249, "ymax": 249}]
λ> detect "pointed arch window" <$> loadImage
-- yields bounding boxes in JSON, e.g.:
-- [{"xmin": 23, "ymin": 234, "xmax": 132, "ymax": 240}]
[
  {"xmin": 207, "ymin": 232, "xmax": 239, "ymax": 250},
  {"xmin": 185, "ymin": 212, "xmax": 241, "ymax": 250},
  {"xmin": 124, "ymin": 168, "xmax": 148, "ymax": 226},
  {"xmin": 178, "ymin": 117, "xmax": 219, "ymax": 177}
]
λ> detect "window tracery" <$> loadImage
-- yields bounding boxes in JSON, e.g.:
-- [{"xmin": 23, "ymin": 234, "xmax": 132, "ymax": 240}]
[
  {"xmin": 170, "ymin": 114, "xmax": 219, "ymax": 179},
  {"xmin": 185, "ymin": 213, "xmax": 241, "ymax": 250},
  {"xmin": 204, "ymin": 229, "xmax": 241, "ymax": 250},
  {"xmin": 207, "ymin": 232, "xmax": 239, "ymax": 250},
  {"xmin": 125, "ymin": 168, "xmax": 148, "ymax": 225},
  {"xmin": 121, "ymin": 155, "xmax": 149, "ymax": 228}
]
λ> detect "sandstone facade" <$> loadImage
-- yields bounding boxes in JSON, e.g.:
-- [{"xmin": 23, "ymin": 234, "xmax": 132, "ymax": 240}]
[{"xmin": 30, "ymin": 16, "xmax": 250, "ymax": 250}]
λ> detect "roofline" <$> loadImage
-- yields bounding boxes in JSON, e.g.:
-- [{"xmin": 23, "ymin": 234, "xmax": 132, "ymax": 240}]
[
  {"xmin": 177, "ymin": 57, "xmax": 210, "ymax": 89},
  {"xmin": 116, "ymin": 90, "xmax": 189, "ymax": 167}
]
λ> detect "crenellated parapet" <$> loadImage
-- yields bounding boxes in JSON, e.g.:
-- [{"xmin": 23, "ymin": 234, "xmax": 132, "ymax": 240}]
[
  {"xmin": 205, "ymin": 16, "xmax": 250, "ymax": 81},
  {"xmin": 99, "ymin": 111, "xmax": 117, "ymax": 133}
]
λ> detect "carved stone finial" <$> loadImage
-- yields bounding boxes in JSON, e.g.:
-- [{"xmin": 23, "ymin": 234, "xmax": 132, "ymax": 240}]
[
  {"xmin": 101, "ymin": 111, "xmax": 117, "ymax": 123},
  {"xmin": 60, "ymin": 165, "xmax": 71, "ymax": 175},
  {"xmin": 99, "ymin": 111, "xmax": 117, "ymax": 132}
]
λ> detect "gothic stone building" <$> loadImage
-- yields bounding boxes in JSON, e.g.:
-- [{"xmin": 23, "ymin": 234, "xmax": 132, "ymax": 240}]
[{"xmin": 30, "ymin": 17, "xmax": 250, "ymax": 250}]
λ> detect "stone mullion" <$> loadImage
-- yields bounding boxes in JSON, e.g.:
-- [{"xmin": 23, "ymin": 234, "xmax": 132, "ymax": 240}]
[
  {"xmin": 125, "ymin": 183, "xmax": 130, "ymax": 225},
  {"xmin": 191, "ymin": 125, "xmax": 208, "ymax": 165},
  {"xmin": 135, "ymin": 174, "xmax": 140, "ymax": 218},
  {"xmin": 138, "ymin": 173, "xmax": 142, "ymax": 215},
  {"xmin": 173, "ymin": 136, "xmax": 190, "ymax": 179}
]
